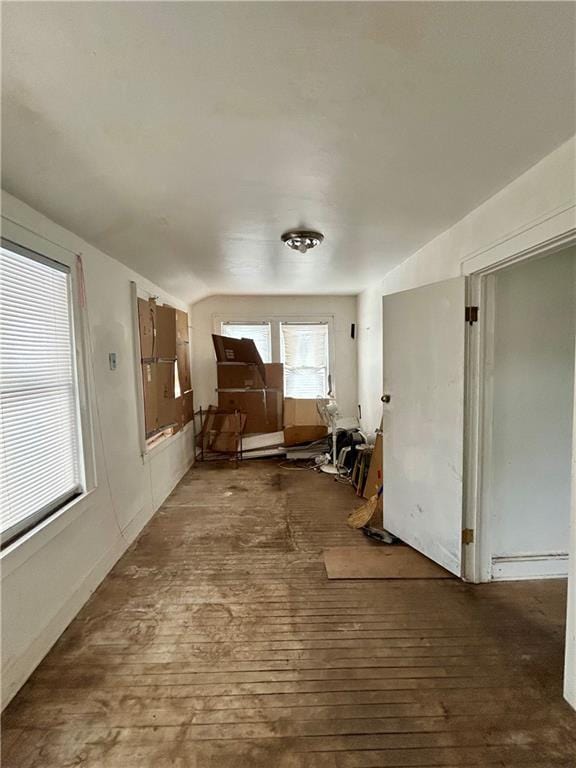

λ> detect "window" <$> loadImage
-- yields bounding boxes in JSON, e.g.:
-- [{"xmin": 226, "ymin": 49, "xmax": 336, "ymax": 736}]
[
  {"xmin": 221, "ymin": 322, "xmax": 272, "ymax": 363},
  {"xmin": 280, "ymin": 322, "xmax": 330, "ymax": 398},
  {"xmin": 0, "ymin": 241, "xmax": 84, "ymax": 546}
]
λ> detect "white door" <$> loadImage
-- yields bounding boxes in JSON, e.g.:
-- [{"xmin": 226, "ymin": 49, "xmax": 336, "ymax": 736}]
[{"xmin": 382, "ymin": 277, "xmax": 466, "ymax": 575}]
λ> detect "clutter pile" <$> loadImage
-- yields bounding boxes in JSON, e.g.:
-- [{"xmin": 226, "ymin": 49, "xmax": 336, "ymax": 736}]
[{"xmin": 195, "ymin": 333, "xmax": 378, "ymax": 468}]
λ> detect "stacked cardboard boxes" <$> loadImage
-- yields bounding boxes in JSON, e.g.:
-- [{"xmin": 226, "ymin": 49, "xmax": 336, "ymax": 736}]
[{"xmin": 213, "ymin": 334, "xmax": 283, "ymax": 434}]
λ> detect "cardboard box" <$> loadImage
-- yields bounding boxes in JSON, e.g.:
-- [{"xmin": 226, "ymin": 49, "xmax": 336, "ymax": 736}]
[
  {"xmin": 157, "ymin": 360, "xmax": 176, "ymax": 428},
  {"xmin": 138, "ymin": 298, "xmax": 156, "ymax": 359},
  {"xmin": 264, "ymin": 363, "xmax": 284, "ymax": 390},
  {"xmin": 283, "ymin": 397, "xmax": 328, "ymax": 446},
  {"xmin": 218, "ymin": 390, "xmax": 282, "ymax": 433},
  {"xmin": 284, "ymin": 425, "xmax": 328, "ymax": 447},
  {"xmin": 212, "ymin": 334, "xmax": 265, "ymax": 383},
  {"xmin": 156, "ymin": 304, "xmax": 177, "ymax": 359},
  {"xmin": 177, "ymin": 342, "xmax": 192, "ymax": 392},
  {"xmin": 217, "ymin": 362, "xmax": 283, "ymax": 392},
  {"xmin": 142, "ymin": 361, "xmax": 158, "ymax": 435},
  {"xmin": 284, "ymin": 398, "xmax": 326, "ymax": 427},
  {"xmin": 217, "ymin": 362, "xmax": 265, "ymax": 390},
  {"xmin": 175, "ymin": 309, "xmax": 189, "ymax": 344}
]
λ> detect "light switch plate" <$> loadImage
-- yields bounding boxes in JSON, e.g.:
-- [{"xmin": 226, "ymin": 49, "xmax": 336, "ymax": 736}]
[{"xmin": 109, "ymin": 352, "xmax": 117, "ymax": 370}]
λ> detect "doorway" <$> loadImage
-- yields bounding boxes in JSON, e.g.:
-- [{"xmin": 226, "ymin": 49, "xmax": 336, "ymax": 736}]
[{"xmin": 469, "ymin": 244, "xmax": 576, "ymax": 583}]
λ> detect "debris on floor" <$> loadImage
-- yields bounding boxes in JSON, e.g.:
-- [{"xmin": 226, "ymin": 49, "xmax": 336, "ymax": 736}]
[{"xmin": 362, "ymin": 525, "xmax": 397, "ymax": 544}]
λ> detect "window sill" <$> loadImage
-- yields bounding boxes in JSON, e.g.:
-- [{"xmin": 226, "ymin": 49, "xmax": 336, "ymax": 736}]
[
  {"xmin": 142, "ymin": 421, "xmax": 194, "ymax": 464},
  {"xmin": 1, "ymin": 486, "xmax": 98, "ymax": 577}
]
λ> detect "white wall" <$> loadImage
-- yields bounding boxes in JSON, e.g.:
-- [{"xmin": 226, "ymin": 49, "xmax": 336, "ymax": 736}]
[
  {"xmin": 190, "ymin": 294, "xmax": 358, "ymax": 419},
  {"xmin": 0, "ymin": 192, "xmax": 197, "ymax": 709},
  {"xmin": 489, "ymin": 248, "xmax": 575, "ymax": 573},
  {"xmin": 357, "ymin": 138, "xmax": 576, "ymax": 428}
]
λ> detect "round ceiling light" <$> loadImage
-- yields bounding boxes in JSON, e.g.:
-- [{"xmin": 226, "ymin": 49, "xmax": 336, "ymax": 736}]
[{"xmin": 281, "ymin": 230, "xmax": 324, "ymax": 254}]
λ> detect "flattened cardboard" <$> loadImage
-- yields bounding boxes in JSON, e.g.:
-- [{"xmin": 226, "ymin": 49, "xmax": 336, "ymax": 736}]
[
  {"xmin": 138, "ymin": 298, "xmax": 156, "ymax": 359},
  {"xmin": 175, "ymin": 309, "xmax": 189, "ymax": 344},
  {"xmin": 323, "ymin": 546, "xmax": 452, "ymax": 580},
  {"xmin": 156, "ymin": 304, "xmax": 177, "ymax": 359},
  {"xmin": 182, "ymin": 390, "xmax": 194, "ymax": 426},
  {"xmin": 212, "ymin": 334, "xmax": 265, "ymax": 383},
  {"xmin": 284, "ymin": 425, "xmax": 328, "ymax": 447},
  {"xmin": 363, "ymin": 433, "xmax": 383, "ymax": 500},
  {"xmin": 157, "ymin": 360, "xmax": 176, "ymax": 428},
  {"xmin": 175, "ymin": 391, "xmax": 194, "ymax": 430},
  {"xmin": 284, "ymin": 398, "xmax": 326, "ymax": 427},
  {"xmin": 177, "ymin": 342, "xmax": 192, "ymax": 392},
  {"xmin": 142, "ymin": 361, "xmax": 159, "ymax": 435},
  {"xmin": 211, "ymin": 412, "xmax": 246, "ymax": 453}
]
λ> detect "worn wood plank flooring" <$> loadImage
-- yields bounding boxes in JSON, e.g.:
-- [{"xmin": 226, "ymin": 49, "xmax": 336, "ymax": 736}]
[{"xmin": 2, "ymin": 459, "xmax": 576, "ymax": 767}]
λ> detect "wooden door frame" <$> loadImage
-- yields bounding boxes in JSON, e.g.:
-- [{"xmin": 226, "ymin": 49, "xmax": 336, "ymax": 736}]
[{"xmin": 463, "ymin": 229, "xmax": 576, "ymax": 584}]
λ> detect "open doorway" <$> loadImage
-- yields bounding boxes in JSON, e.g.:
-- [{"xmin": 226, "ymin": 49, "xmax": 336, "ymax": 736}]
[{"xmin": 471, "ymin": 245, "xmax": 575, "ymax": 582}]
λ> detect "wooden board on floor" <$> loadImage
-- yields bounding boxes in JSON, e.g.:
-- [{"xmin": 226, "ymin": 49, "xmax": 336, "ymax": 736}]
[{"xmin": 324, "ymin": 545, "xmax": 453, "ymax": 579}]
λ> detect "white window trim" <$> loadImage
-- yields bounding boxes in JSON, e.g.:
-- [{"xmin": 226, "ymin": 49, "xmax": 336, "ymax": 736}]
[
  {"xmin": 0, "ymin": 217, "xmax": 97, "ymax": 553},
  {"xmin": 213, "ymin": 313, "xmax": 336, "ymax": 398}
]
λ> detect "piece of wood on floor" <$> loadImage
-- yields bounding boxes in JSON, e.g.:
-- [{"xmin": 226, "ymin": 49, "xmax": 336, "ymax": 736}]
[{"xmin": 323, "ymin": 544, "xmax": 453, "ymax": 579}]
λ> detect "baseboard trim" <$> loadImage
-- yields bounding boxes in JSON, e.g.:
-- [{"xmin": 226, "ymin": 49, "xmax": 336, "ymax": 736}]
[{"xmin": 492, "ymin": 553, "xmax": 569, "ymax": 581}]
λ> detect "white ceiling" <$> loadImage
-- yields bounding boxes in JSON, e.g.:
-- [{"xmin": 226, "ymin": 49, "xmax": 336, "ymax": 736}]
[{"xmin": 2, "ymin": 2, "xmax": 575, "ymax": 302}]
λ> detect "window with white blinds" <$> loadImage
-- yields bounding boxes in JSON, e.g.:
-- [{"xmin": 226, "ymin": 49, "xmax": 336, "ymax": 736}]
[
  {"xmin": 0, "ymin": 242, "xmax": 84, "ymax": 547},
  {"xmin": 221, "ymin": 322, "xmax": 272, "ymax": 363},
  {"xmin": 280, "ymin": 323, "xmax": 329, "ymax": 399}
]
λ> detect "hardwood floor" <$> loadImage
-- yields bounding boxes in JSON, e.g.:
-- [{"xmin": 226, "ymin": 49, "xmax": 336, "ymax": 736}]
[{"xmin": 2, "ymin": 459, "xmax": 576, "ymax": 767}]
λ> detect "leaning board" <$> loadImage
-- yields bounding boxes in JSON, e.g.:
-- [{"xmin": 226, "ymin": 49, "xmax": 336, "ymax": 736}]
[{"xmin": 324, "ymin": 545, "xmax": 452, "ymax": 579}]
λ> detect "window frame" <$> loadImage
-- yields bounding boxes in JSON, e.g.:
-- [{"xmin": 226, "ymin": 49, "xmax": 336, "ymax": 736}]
[
  {"xmin": 279, "ymin": 321, "xmax": 330, "ymax": 399},
  {"xmin": 213, "ymin": 313, "xmax": 336, "ymax": 399},
  {"xmin": 220, "ymin": 320, "xmax": 273, "ymax": 363},
  {"xmin": 0, "ymin": 226, "xmax": 96, "ymax": 552}
]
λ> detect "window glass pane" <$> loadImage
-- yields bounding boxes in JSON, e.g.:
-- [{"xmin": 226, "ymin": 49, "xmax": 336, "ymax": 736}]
[
  {"xmin": 221, "ymin": 322, "xmax": 272, "ymax": 363},
  {"xmin": 0, "ymin": 244, "xmax": 83, "ymax": 545},
  {"xmin": 280, "ymin": 323, "xmax": 329, "ymax": 398}
]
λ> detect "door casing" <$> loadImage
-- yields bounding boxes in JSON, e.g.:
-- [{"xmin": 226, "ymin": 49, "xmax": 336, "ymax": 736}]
[{"xmin": 463, "ymin": 229, "xmax": 576, "ymax": 583}]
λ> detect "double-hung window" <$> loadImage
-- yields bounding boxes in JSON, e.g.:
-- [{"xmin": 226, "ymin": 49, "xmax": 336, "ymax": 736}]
[
  {"xmin": 218, "ymin": 318, "xmax": 332, "ymax": 398},
  {"xmin": 0, "ymin": 241, "xmax": 84, "ymax": 547},
  {"xmin": 220, "ymin": 321, "xmax": 272, "ymax": 363},
  {"xmin": 280, "ymin": 322, "xmax": 330, "ymax": 398}
]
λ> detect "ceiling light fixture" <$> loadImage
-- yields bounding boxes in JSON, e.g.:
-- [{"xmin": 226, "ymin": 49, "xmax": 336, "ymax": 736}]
[{"xmin": 281, "ymin": 230, "xmax": 324, "ymax": 254}]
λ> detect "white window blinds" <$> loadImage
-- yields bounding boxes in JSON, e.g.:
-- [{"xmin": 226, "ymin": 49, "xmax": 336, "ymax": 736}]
[
  {"xmin": 221, "ymin": 322, "xmax": 272, "ymax": 363},
  {"xmin": 281, "ymin": 323, "xmax": 329, "ymax": 399},
  {"xmin": 0, "ymin": 242, "xmax": 83, "ymax": 546}
]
